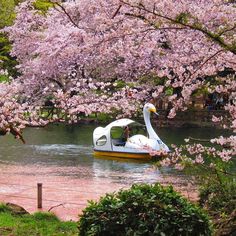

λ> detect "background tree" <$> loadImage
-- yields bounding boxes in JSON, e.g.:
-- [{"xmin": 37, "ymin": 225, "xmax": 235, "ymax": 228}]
[
  {"xmin": 0, "ymin": 0, "xmax": 49, "ymax": 140},
  {"xmin": 2, "ymin": 0, "xmax": 236, "ymax": 160},
  {"xmin": 0, "ymin": 0, "xmax": 19, "ymax": 77}
]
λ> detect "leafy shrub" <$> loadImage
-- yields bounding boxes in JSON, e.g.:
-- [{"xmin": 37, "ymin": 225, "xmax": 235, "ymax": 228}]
[
  {"xmin": 199, "ymin": 178, "xmax": 236, "ymax": 214},
  {"xmin": 78, "ymin": 183, "xmax": 212, "ymax": 236},
  {"xmin": 184, "ymin": 155, "xmax": 236, "ymax": 216}
]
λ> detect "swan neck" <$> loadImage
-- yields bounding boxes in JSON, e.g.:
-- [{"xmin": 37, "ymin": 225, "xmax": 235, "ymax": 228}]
[{"xmin": 144, "ymin": 111, "xmax": 158, "ymax": 139}]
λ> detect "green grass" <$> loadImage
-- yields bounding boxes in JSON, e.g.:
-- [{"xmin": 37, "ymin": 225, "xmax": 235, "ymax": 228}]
[{"xmin": 0, "ymin": 204, "xmax": 78, "ymax": 236}]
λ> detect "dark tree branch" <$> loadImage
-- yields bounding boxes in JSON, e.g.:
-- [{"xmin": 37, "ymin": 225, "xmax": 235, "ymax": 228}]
[
  {"xmin": 9, "ymin": 126, "xmax": 25, "ymax": 144},
  {"xmin": 0, "ymin": 126, "xmax": 25, "ymax": 144},
  {"xmin": 112, "ymin": 5, "xmax": 122, "ymax": 19},
  {"xmin": 219, "ymin": 24, "xmax": 236, "ymax": 36},
  {"xmin": 50, "ymin": 1, "xmax": 80, "ymax": 28},
  {"xmin": 199, "ymin": 163, "xmax": 236, "ymax": 177},
  {"xmin": 120, "ymin": 0, "xmax": 236, "ymax": 55},
  {"xmin": 125, "ymin": 13, "xmax": 185, "ymax": 31},
  {"xmin": 48, "ymin": 203, "xmax": 64, "ymax": 212},
  {"xmin": 188, "ymin": 137, "xmax": 211, "ymax": 142},
  {"xmin": 189, "ymin": 49, "xmax": 224, "ymax": 78}
]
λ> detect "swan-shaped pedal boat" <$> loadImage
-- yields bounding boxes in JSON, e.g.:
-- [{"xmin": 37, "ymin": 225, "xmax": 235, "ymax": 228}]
[{"xmin": 93, "ymin": 103, "xmax": 169, "ymax": 159}]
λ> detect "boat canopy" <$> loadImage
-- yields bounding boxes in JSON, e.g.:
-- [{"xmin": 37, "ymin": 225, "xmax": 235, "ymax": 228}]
[{"xmin": 106, "ymin": 118, "xmax": 135, "ymax": 129}]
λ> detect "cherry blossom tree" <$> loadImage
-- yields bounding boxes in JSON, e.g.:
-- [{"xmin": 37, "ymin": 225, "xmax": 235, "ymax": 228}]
[
  {"xmin": 6, "ymin": 0, "xmax": 235, "ymax": 106},
  {"xmin": 1, "ymin": 0, "xmax": 236, "ymax": 165},
  {"xmin": 0, "ymin": 72, "xmax": 49, "ymax": 142}
]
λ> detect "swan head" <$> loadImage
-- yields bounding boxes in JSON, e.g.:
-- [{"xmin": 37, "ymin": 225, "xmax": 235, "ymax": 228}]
[{"xmin": 143, "ymin": 103, "xmax": 157, "ymax": 115}]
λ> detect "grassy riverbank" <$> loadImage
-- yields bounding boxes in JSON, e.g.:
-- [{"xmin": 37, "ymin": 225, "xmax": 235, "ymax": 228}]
[{"xmin": 0, "ymin": 204, "xmax": 78, "ymax": 236}]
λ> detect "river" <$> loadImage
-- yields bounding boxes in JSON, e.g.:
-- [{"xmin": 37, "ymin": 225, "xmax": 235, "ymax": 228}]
[{"xmin": 0, "ymin": 124, "xmax": 229, "ymax": 220}]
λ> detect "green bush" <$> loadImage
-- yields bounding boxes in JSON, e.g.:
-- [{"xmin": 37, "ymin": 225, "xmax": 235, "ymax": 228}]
[
  {"xmin": 78, "ymin": 184, "xmax": 212, "ymax": 236},
  {"xmin": 198, "ymin": 169, "xmax": 236, "ymax": 215}
]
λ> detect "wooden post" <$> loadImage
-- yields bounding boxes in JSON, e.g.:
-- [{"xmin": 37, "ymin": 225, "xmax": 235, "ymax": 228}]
[{"xmin": 37, "ymin": 183, "xmax": 42, "ymax": 209}]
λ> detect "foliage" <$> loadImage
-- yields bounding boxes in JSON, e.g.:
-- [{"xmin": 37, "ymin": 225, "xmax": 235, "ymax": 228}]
[
  {"xmin": 185, "ymin": 160, "xmax": 236, "ymax": 214},
  {"xmin": 199, "ymin": 174, "xmax": 236, "ymax": 215},
  {"xmin": 0, "ymin": 0, "xmax": 19, "ymax": 77},
  {"xmin": 0, "ymin": 204, "xmax": 78, "ymax": 236},
  {"xmin": 33, "ymin": 0, "xmax": 54, "ymax": 14},
  {"xmin": 192, "ymin": 160, "xmax": 236, "ymax": 235},
  {"xmin": 168, "ymin": 139, "xmax": 236, "ymax": 210},
  {"xmin": 0, "ymin": 204, "xmax": 13, "ymax": 214},
  {"xmin": 0, "ymin": 33, "xmax": 18, "ymax": 77},
  {"xmin": 0, "ymin": 73, "xmax": 9, "ymax": 82},
  {"xmin": 169, "ymin": 142, "xmax": 236, "ymax": 233},
  {"xmin": 78, "ymin": 183, "xmax": 212, "ymax": 236},
  {"xmin": 96, "ymin": 112, "xmax": 114, "ymax": 123},
  {"xmin": 192, "ymin": 159, "xmax": 236, "ymax": 216},
  {"xmin": 0, "ymin": 0, "xmax": 16, "ymax": 28}
]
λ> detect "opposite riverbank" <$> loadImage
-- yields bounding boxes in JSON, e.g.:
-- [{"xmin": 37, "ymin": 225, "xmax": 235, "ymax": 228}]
[{"xmin": 39, "ymin": 107, "xmax": 228, "ymax": 129}]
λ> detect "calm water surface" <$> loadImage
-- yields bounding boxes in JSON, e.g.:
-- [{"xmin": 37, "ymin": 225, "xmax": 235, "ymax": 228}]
[{"xmin": 0, "ymin": 124, "xmax": 229, "ymax": 185}]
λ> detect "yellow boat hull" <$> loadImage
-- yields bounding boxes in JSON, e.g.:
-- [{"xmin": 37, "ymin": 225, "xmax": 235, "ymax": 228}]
[{"xmin": 93, "ymin": 150, "xmax": 152, "ymax": 160}]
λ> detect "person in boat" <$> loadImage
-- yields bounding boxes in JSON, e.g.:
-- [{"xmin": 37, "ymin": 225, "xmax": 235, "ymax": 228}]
[{"xmin": 122, "ymin": 126, "xmax": 131, "ymax": 143}]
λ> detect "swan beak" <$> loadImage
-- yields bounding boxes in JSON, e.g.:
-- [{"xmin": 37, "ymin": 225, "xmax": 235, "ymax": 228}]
[
  {"xmin": 149, "ymin": 108, "xmax": 159, "ymax": 116},
  {"xmin": 149, "ymin": 108, "xmax": 156, "ymax": 113}
]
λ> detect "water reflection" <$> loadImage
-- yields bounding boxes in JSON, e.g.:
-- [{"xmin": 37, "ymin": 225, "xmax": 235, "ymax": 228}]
[{"xmin": 0, "ymin": 124, "xmax": 231, "ymax": 184}]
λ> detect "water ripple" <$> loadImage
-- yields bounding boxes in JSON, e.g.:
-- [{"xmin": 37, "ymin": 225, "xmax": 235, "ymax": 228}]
[{"xmin": 31, "ymin": 144, "xmax": 93, "ymax": 156}]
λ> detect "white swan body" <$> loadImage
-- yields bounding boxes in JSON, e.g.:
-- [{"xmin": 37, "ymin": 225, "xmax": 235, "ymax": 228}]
[
  {"xmin": 125, "ymin": 134, "xmax": 157, "ymax": 149},
  {"xmin": 125, "ymin": 134, "xmax": 169, "ymax": 152}
]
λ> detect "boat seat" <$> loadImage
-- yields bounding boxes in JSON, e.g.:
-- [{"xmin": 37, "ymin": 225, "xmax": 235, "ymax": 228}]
[{"xmin": 112, "ymin": 138, "xmax": 125, "ymax": 146}]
